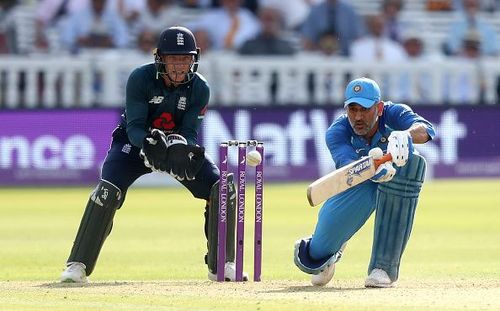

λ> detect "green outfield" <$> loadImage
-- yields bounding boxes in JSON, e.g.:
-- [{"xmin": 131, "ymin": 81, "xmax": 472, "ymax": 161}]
[{"xmin": 0, "ymin": 179, "xmax": 499, "ymax": 311}]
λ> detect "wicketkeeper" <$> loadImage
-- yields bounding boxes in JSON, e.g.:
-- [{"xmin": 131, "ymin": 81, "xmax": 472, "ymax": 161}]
[
  {"xmin": 294, "ymin": 77, "xmax": 436, "ymax": 287},
  {"xmin": 60, "ymin": 26, "xmax": 246, "ymax": 283}
]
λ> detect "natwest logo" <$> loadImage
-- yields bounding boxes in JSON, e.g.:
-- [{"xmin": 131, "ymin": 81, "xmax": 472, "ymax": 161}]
[{"xmin": 0, "ymin": 135, "xmax": 95, "ymax": 169}]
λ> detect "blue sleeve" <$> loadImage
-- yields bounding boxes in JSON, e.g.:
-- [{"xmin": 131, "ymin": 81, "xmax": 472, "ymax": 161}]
[
  {"xmin": 384, "ymin": 103, "xmax": 436, "ymax": 140},
  {"xmin": 325, "ymin": 116, "xmax": 359, "ymax": 168},
  {"xmin": 125, "ymin": 68, "xmax": 149, "ymax": 148}
]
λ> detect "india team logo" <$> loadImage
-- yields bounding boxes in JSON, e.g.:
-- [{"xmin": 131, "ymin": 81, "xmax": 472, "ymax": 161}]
[{"xmin": 353, "ymin": 85, "xmax": 362, "ymax": 92}]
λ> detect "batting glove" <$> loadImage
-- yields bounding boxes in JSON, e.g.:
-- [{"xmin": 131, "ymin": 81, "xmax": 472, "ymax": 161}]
[
  {"xmin": 370, "ymin": 162, "xmax": 396, "ymax": 183},
  {"xmin": 387, "ymin": 131, "xmax": 414, "ymax": 167}
]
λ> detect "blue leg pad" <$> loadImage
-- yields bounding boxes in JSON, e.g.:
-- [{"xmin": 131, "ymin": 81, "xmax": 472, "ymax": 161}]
[
  {"xmin": 294, "ymin": 237, "xmax": 344, "ymax": 275},
  {"xmin": 368, "ymin": 154, "xmax": 426, "ymax": 281}
]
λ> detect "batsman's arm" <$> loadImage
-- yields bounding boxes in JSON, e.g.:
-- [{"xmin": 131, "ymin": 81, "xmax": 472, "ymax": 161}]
[
  {"xmin": 325, "ymin": 118, "xmax": 359, "ymax": 168},
  {"xmin": 408, "ymin": 122, "xmax": 432, "ymax": 144}
]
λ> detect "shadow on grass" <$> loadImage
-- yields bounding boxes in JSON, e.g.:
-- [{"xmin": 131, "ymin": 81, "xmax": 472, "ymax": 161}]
[
  {"xmin": 262, "ymin": 285, "xmax": 369, "ymax": 293},
  {"xmin": 37, "ymin": 281, "xmax": 129, "ymax": 288}
]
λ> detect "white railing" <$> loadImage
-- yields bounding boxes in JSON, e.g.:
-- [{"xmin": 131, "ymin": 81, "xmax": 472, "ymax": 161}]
[{"xmin": 0, "ymin": 52, "xmax": 499, "ymax": 108}]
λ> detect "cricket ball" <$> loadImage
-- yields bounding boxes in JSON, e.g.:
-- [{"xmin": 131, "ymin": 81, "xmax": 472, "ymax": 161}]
[{"xmin": 247, "ymin": 150, "xmax": 262, "ymax": 167}]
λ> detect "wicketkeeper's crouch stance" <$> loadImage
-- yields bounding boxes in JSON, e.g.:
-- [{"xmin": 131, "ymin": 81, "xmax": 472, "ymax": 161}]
[
  {"xmin": 294, "ymin": 77, "xmax": 436, "ymax": 287},
  {"xmin": 60, "ymin": 26, "xmax": 246, "ymax": 283}
]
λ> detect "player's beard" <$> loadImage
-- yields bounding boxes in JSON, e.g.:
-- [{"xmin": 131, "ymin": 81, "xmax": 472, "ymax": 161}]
[{"xmin": 350, "ymin": 116, "xmax": 378, "ymax": 136}]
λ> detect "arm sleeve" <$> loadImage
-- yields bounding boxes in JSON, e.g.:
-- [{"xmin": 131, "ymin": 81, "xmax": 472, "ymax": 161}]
[
  {"xmin": 178, "ymin": 79, "xmax": 210, "ymax": 145},
  {"xmin": 325, "ymin": 117, "xmax": 359, "ymax": 168},
  {"xmin": 125, "ymin": 68, "xmax": 149, "ymax": 148},
  {"xmin": 384, "ymin": 103, "xmax": 436, "ymax": 140}
]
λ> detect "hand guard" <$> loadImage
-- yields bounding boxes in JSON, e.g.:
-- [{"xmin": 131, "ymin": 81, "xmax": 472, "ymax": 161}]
[
  {"xmin": 139, "ymin": 129, "xmax": 168, "ymax": 171},
  {"xmin": 368, "ymin": 148, "xmax": 396, "ymax": 183},
  {"xmin": 164, "ymin": 134, "xmax": 205, "ymax": 181},
  {"xmin": 371, "ymin": 162, "xmax": 396, "ymax": 183},
  {"xmin": 387, "ymin": 131, "xmax": 414, "ymax": 167}
]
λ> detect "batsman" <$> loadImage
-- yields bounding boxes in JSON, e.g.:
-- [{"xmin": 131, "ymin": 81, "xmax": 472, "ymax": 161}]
[
  {"xmin": 60, "ymin": 26, "xmax": 246, "ymax": 283},
  {"xmin": 294, "ymin": 77, "xmax": 436, "ymax": 287}
]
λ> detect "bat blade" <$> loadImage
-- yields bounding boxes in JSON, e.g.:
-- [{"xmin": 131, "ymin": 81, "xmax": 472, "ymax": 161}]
[{"xmin": 306, "ymin": 154, "xmax": 392, "ymax": 207}]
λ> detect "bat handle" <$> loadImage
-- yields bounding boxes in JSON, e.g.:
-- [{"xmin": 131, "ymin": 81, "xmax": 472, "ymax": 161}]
[{"xmin": 374, "ymin": 153, "xmax": 392, "ymax": 168}]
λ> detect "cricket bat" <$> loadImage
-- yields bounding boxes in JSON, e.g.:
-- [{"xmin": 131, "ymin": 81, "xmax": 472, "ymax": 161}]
[{"xmin": 307, "ymin": 154, "xmax": 393, "ymax": 207}]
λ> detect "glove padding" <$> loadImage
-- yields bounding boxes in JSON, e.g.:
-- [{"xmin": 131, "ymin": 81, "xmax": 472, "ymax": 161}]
[
  {"xmin": 387, "ymin": 131, "xmax": 414, "ymax": 167},
  {"xmin": 140, "ymin": 129, "xmax": 168, "ymax": 171},
  {"xmin": 165, "ymin": 143, "xmax": 205, "ymax": 181},
  {"xmin": 163, "ymin": 134, "xmax": 205, "ymax": 181},
  {"xmin": 371, "ymin": 162, "xmax": 396, "ymax": 183},
  {"xmin": 368, "ymin": 148, "xmax": 396, "ymax": 183}
]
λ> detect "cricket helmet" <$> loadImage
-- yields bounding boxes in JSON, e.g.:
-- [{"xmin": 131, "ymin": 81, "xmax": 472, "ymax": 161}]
[{"xmin": 153, "ymin": 26, "xmax": 200, "ymax": 83}]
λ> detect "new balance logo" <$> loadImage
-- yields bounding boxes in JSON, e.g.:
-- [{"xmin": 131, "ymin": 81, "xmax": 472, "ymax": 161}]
[{"xmin": 149, "ymin": 96, "xmax": 164, "ymax": 104}]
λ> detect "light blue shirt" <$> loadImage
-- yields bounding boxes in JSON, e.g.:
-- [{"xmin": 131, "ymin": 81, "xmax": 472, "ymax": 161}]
[
  {"xmin": 325, "ymin": 102, "xmax": 436, "ymax": 168},
  {"xmin": 61, "ymin": 5, "xmax": 129, "ymax": 53},
  {"xmin": 446, "ymin": 13, "xmax": 498, "ymax": 55},
  {"xmin": 301, "ymin": 1, "xmax": 365, "ymax": 56}
]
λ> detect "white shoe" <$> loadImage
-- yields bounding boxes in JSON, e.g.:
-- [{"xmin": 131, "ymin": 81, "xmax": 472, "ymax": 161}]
[
  {"xmin": 365, "ymin": 268, "xmax": 394, "ymax": 288},
  {"xmin": 311, "ymin": 262, "xmax": 335, "ymax": 286},
  {"xmin": 208, "ymin": 262, "xmax": 249, "ymax": 282},
  {"xmin": 61, "ymin": 262, "xmax": 88, "ymax": 283}
]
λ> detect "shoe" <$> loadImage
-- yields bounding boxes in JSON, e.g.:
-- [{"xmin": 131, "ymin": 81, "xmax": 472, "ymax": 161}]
[
  {"xmin": 365, "ymin": 268, "xmax": 395, "ymax": 288},
  {"xmin": 60, "ymin": 262, "xmax": 88, "ymax": 283},
  {"xmin": 311, "ymin": 262, "xmax": 335, "ymax": 286},
  {"xmin": 208, "ymin": 262, "xmax": 249, "ymax": 282}
]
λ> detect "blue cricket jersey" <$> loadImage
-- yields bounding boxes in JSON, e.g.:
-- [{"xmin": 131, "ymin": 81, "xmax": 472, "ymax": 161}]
[{"xmin": 325, "ymin": 102, "xmax": 436, "ymax": 168}]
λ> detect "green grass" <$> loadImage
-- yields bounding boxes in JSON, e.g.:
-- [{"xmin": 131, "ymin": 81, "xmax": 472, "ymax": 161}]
[{"xmin": 0, "ymin": 179, "xmax": 499, "ymax": 310}]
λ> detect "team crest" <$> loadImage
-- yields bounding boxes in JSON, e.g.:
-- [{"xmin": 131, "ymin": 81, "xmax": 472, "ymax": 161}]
[
  {"xmin": 353, "ymin": 85, "xmax": 362, "ymax": 92},
  {"xmin": 177, "ymin": 96, "xmax": 187, "ymax": 110},
  {"xmin": 177, "ymin": 33, "xmax": 184, "ymax": 45}
]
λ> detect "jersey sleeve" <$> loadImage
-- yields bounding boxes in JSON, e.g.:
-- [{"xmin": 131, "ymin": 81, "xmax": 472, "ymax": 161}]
[
  {"xmin": 178, "ymin": 77, "xmax": 210, "ymax": 145},
  {"xmin": 125, "ymin": 68, "xmax": 149, "ymax": 148},
  {"xmin": 325, "ymin": 116, "xmax": 359, "ymax": 168},
  {"xmin": 384, "ymin": 103, "xmax": 436, "ymax": 140}
]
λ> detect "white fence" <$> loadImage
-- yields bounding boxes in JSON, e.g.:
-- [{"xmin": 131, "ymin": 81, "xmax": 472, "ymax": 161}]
[{"xmin": 1, "ymin": 52, "xmax": 499, "ymax": 108}]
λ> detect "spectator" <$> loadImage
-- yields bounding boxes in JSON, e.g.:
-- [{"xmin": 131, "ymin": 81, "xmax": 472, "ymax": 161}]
[
  {"xmin": 317, "ymin": 30, "xmax": 341, "ymax": 56},
  {"xmin": 189, "ymin": 0, "xmax": 260, "ymax": 51},
  {"xmin": 181, "ymin": 0, "xmax": 258, "ymax": 13},
  {"xmin": 350, "ymin": 14, "xmax": 407, "ymax": 63},
  {"xmin": 400, "ymin": 30, "xmax": 443, "ymax": 104},
  {"xmin": 35, "ymin": 0, "xmax": 89, "ymax": 52},
  {"xmin": 113, "ymin": 0, "xmax": 146, "ymax": 25},
  {"xmin": 444, "ymin": 30, "xmax": 485, "ymax": 104},
  {"xmin": 0, "ymin": 0, "xmax": 18, "ymax": 54},
  {"xmin": 260, "ymin": 0, "xmax": 322, "ymax": 31},
  {"xmin": 301, "ymin": 0, "xmax": 365, "ymax": 56},
  {"xmin": 193, "ymin": 29, "xmax": 213, "ymax": 53},
  {"xmin": 382, "ymin": 0, "xmax": 406, "ymax": 43},
  {"xmin": 238, "ymin": 6, "xmax": 296, "ymax": 55},
  {"xmin": 135, "ymin": 28, "xmax": 158, "ymax": 55},
  {"xmin": 445, "ymin": 0, "xmax": 498, "ymax": 55},
  {"xmin": 61, "ymin": 0, "xmax": 129, "ymax": 53},
  {"xmin": 132, "ymin": 0, "xmax": 181, "ymax": 34}
]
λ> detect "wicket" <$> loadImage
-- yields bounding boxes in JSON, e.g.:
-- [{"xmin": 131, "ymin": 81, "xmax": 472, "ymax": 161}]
[{"xmin": 217, "ymin": 140, "xmax": 264, "ymax": 282}]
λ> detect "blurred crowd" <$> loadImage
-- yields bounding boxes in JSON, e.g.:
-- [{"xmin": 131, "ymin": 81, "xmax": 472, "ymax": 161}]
[{"xmin": 0, "ymin": 0, "xmax": 499, "ymax": 59}]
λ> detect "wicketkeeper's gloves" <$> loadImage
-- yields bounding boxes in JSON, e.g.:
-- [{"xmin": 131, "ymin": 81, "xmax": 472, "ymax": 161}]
[
  {"xmin": 140, "ymin": 129, "xmax": 168, "ymax": 171},
  {"xmin": 164, "ymin": 134, "xmax": 205, "ymax": 181}
]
